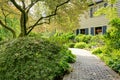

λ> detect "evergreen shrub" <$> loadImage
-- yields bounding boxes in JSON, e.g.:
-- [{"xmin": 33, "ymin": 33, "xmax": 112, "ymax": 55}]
[{"xmin": 0, "ymin": 37, "xmax": 76, "ymax": 80}]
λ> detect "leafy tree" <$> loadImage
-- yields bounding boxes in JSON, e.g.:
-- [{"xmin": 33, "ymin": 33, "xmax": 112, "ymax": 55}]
[
  {"xmin": 94, "ymin": 0, "xmax": 118, "ymax": 20},
  {"xmin": 0, "ymin": 0, "xmax": 88, "ymax": 38}
]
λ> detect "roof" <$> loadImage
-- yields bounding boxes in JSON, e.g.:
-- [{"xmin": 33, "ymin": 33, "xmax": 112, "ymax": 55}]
[{"xmin": 89, "ymin": 0, "xmax": 104, "ymax": 6}]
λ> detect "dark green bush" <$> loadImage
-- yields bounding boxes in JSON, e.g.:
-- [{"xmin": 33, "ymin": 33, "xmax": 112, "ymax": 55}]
[
  {"xmin": 0, "ymin": 37, "xmax": 2, "ymax": 41},
  {"xmin": 74, "ymin": 42, "xmax": 87, "ymax": 49},
  {"xmin": 0, "ymin": 37, "xmax": 76, "ymax": 80}
]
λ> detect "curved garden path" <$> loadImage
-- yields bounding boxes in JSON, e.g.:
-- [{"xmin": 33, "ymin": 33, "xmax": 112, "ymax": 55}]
[{"xmin": 63, "ymin": 48, "xmax": 120, "ymax": 80}]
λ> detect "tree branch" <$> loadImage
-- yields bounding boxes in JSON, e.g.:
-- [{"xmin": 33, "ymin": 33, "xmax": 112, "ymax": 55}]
[
  {"xmin": 27, "ymin": 18, "xmax": 50, "ymax": 35},
  {"xmin": 1, "ymin": 8, "xmax": 10, "ymax": 25},
  {"xmin": 26, "ymin": 0, "xmax": 39, "ymax": 13},
  {"xmin": 21, "ymin": 0, "xmax": 26, "ymax": 10},
  {"xmin": 27, "ymin": 0, "xmax": 70, "ymax": 35},
  {"xmin": 0, "ymin": 20, "xmax": 16, "ymax": 38},
  {"xmin": 10, "ymin": 0, "xmax": 24, "ymax": 12}
]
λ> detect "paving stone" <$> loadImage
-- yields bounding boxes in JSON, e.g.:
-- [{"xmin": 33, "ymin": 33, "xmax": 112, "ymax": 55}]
[{"xmin": 63, "ymin": 48, "xmax": 120, "ymax": 80}]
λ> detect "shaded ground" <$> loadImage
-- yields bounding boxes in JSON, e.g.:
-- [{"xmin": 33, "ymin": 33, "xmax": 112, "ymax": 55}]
[{"xmin": 63, "ymin": 48, "xmax": 120, "ymax": 80}]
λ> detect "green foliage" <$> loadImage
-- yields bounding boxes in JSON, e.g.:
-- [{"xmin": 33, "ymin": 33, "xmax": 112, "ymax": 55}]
[
  {"xmin": 92, "ymin": 47, "xmax": 102, "ymax": 54},
  {"xmin": 51, "ymin": 32, "xmax": 75, "ymax": 45},
  {"xmin": 92, "ymin": 45, "xmax": 120, "ymax": 74},
  {"xmin": 104, "ymin": 18, "xmax": 120, "ymax": 49},
  {"xmin": 68, "ymin": 43, "xmax": 75, "ymax": 48},
  {"xmin": 0, "ymin": 18, "xmax": 20, "ymax": 40},
  {"xmin": 0, "ymin": 37, "xmax": 76, "ymax": 80},
  {"xmin": 94, "ymin": 0, "xmax": 118, "ymax": 20},
  {"xmin": 64, "ymin": 50, "xmax": 76, "ymax": 63},
  {"xmin": 108, "ymin": 50, "xmax": 120, "ymax": 73},
  {"xmin": 75, "ymin": 34, "xmax": 92, "ymax": 43},
  {"xmin": 99, "ymin": 48, "xmax": 120, "ymax": 74},
  {"xmin": 74, "ymin": 42, "xmax": 87, "ymax": 49},
  {"xmin": 89, "ymin": 35, "xmax": 104, "ymax": 48}
]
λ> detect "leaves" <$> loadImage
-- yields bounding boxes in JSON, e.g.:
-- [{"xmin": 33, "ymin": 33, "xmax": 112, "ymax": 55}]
[{"xmin": 0, "ymin": 37, "xmax": 76, "ymax": 80}]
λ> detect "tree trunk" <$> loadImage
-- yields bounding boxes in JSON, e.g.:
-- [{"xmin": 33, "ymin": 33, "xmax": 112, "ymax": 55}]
[{"xmin": 19, "ymin": 12, "xmax": 28, "ymax": 37}]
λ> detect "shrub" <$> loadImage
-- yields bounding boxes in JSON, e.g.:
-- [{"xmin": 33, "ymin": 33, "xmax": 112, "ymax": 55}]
[
  {"xmin": 64, "ymin": 50, "xmax": 76, "ymax": 63},
  {"xmin": 53, "ymin": 32, "xmax": 75, "ymax": 44},
  {"xmin": 0, "ymin": 37, "xmax": 76, "ymax": 80},
  {"xmin": 104, "ymin": 18, "xmax": 120, "ymax": 49},
  {"xmin": 75, "ymin": 34, "xmax": 92, "ymax": 43},
  {"xmin": 68, "ymin": 43, "xmax": 75, "ymax": 48},
  {"xmin": 90, "ymin": 35, "xmax": 104, "ymax": 45},
  {"xmin": 87, "ymin": 42, "xmax": 97, "ymax": 49},
  {"xmin": 92, "ymin": 47, "xmax": 102, "ymax": 54},
  {"xmin": 74, "ymin": 42, "xmax": 87, "ymax": 49},
  {"xmin": 108, "ymin": 50, "xmax": 120, "ymax": 73}
]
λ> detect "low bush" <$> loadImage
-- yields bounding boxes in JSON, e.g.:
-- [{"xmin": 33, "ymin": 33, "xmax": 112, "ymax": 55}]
[
  {"xmin": 92, "ymin": 46, "xmax": 120, "ymax": 74},
  {"xmin": 53, "ymin": 32, "xmax": 75, "ymax": 44},
  {"xmin": 92, "ymin": 47, "xmax": 102, "ymax": 54},
  {"xmin": 107, "ymin": 50, "xmax": 120, "ymax": 73},
  {"xmin": 64, "ymin": 50, "xmax": 76, "ymax": 63},
  {"xmin": 74, "ymin": 42, "xmax": 87, "ymax": 49},
  {"xmin": 68, "ymin": 43, "xmax": 75, "ymax": 48},
  {"xmin": 75, "ymin": 34, "xmax": 92, "ymax": 43},
  {"xmin": 0, "ymin": 37, "xmax": 76, "ymax": 80}
]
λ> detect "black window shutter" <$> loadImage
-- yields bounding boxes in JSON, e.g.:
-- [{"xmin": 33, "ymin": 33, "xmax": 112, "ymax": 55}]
[
  {"xmin": 91, "ymin": 27, "xmax": 94, "ymax": 35},
  {"xmin": 85, "ymin": 28, "xmax": 89, "ymax": 35},
  {"xmin": 76, "ymin": 29, "xmax": 79, "ymax": 35},
  {"xmin": 102, "ymin": 26, "xmax": 107, "ymax": 34},
  {"xmin": 90, "ymin": 8, "xmax": 93, "ymax": 18}
]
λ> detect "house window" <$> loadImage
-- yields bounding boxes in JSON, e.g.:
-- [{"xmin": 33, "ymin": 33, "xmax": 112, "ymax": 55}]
[
  {"xmin": 95, "ymin": 27, "xmax": 102, "ymax": 35},
  {"xmin": 80, "ymin": 28, "xmax": 89, "ymax": 35},
  {"xmin": 80, "ymin": 29, "xmax": 85, "ymax": 34}
]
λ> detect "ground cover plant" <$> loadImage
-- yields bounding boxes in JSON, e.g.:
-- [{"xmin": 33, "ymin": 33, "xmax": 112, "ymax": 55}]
[{"xmin": 0, "ymin": 37, "xmax": 76, "ymax": 80}]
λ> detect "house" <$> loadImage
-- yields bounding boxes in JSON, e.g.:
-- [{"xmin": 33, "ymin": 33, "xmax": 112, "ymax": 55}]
[{"xmin": 76, "ymin": 0, "xmax": 120, "ymax": 35}]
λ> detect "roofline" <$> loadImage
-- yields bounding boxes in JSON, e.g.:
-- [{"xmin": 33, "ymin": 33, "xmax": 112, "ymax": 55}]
[{"xmin": 89, "ymin": 1, "xmax": 104, "ymax": 6}]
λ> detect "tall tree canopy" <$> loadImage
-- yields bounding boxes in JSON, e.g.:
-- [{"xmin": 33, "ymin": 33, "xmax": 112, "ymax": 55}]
[{"xmin": 0, "ymin": 0, "xmax": 88, "ymax": 38}]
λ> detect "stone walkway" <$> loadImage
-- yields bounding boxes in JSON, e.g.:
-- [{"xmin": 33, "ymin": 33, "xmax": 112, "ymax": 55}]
[{"xmin": 63, "ymin": 48, "xmax": 120, "ymax": 80}]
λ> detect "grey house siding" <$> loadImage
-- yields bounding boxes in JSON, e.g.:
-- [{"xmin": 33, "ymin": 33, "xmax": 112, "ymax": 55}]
[{"xmin": 116, "ymin": 0, "xmax": 120, "ymax": 17}]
